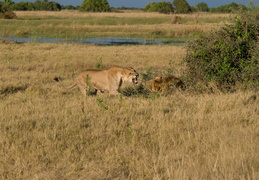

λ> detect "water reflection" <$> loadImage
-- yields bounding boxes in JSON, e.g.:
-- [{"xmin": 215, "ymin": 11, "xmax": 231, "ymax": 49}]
[{"xmin": 0, "ymin": 37, "xmax": 185, "ymax": 46}]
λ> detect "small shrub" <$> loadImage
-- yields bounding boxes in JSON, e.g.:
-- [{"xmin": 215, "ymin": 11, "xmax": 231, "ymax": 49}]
[
  {"xmin": 185, "ymin": 10, "xmax": 259, "ymax": 92},
  {"xmin": 2, "ymin": 11, "xmax": 17, "ymax": 19}
]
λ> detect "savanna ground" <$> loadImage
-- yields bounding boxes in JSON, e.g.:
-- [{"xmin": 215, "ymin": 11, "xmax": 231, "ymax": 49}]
[{"xmin": 0, "ymin": 11, "xmax": 258, "ymax": 179}]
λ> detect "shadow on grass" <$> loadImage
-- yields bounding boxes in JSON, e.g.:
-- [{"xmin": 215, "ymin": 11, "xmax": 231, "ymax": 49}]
[{"xmin": 0, "ymin": 84, "xmax": 28, "ymax": 97}]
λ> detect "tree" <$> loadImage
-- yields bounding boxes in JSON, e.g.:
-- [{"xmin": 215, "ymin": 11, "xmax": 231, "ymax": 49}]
[
  {"xmin": 3, "ymin": 0, "xmax": 14, "ymax": 6},
  {"xmin": 80, "ymin": 0, "xmax": 110, "ymax": 12},
  {"xmin": 62, "ymin": 5, "xmax": 77, "ymax": 10},
  {"xmin": 195, "ymin": 2, "xmax": 209, "ymax": 12},
  {"xmin": 34, "ymin": 0, "xmax": 43, "ymax": 10},
  {"xmin": 144, "ymin": 1, "xmax": 174, "ymax": 14},
  {"xmin": 12, "ymin": 1, "xmax": 34, "ymax": 11},
  {"xmin": 32, "ymin": 0, "xmax": 61, "ymax": 11},
  {"xmin": 173, "ymin": 0, "xmax": 191, "ymax": 13},
  {"xmin": 46, "ymin": 1, "xmax": 61, "ymax": 11},
  {"xmin": 0, "ymin": 0, "xmax": 14, "ymax": 12},
  {"xmin": 210, "ymin": 2, "xmax": 247, "ymax": 13}
]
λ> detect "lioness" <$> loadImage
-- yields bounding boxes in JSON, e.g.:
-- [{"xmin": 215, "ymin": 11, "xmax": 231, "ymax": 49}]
[
  {"xmin": 54, "ymin": 65, "xmax": 139, "ymax": 96},
  {"xmin": 147, "ymin": 75, "xmax": 184, "ymax": 93}
]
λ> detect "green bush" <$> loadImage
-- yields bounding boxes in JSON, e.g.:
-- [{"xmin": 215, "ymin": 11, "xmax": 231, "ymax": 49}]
[
  {"xmin": 80, "ymin": 0, "xmax": 110, "ymax": 12},
  {"xmin": 144, "ymin": 1, "xmax": 174, "ymax": 14},
  {"xmin": 11, "ymin": 0, "xmax": 61, "ymax": 11},
  {"xmin": 210, "ymin": 2, "xmax": 247, "ymax": 13},
  {"xmin": 185, "ymin": 10, "xmax": 259, "ymax": 92},
  {"xmin": 33, "ymin": 0, "xmax": 61, "ymax": 11},
  {"xmin": 173, "ymin": 0, "xmax": 191, "ymax": 13},
  {"xmin": 195, "ymin": 2, "xmax": 209, "ymax": 12},
  {"xmin": 12, "ymin": 2, "xmax": 35, "ymax": 11},
  {"xmin": 61, "ymin": 5, "xmax": 77, "ymax": 10}
]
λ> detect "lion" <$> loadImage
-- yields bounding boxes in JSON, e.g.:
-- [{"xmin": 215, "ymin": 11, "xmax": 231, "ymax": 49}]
[
  {"xmin": 147, "ymin": 75, "xmax": 184, "ymax": 93},
  {"xmin": 54, "ymin": 65, "xmax": 139, "ymax": 96}
]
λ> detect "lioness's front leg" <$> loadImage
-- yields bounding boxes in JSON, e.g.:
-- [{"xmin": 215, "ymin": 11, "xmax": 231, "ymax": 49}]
[
  {"xmin": 109, "ymin": 85, "xmax": 120, "ymax": 95},
  {"xmin": 109, "ymin": 89, "xmax": 120, "ymax": 95},
  {"xmin": 108, "ymin": 79, "xmax": 121, "ymax": 95}
]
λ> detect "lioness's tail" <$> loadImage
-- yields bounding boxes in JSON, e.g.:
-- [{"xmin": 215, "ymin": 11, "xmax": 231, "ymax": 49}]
[{"xmin": 54, "ymin": 77, "xmax": 77, "ymax": 90}]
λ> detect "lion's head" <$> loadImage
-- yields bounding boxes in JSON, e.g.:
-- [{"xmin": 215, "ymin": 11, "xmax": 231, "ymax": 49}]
[
  {"xmin": 121, "ymin": 67, "xmax": 139, "ymax": 84},
  {"xmin": 147, "ymin": 75, "xmax": 185, "ymax": 93}
]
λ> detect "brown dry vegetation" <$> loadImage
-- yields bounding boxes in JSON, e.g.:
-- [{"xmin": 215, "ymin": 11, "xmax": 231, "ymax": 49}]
[
  {"xmin": 0, "ymin": 11, "xmax": 231, "ymax": 39},
  {"xmin": 0, "ymin": 39, "xmax": 258, "ymax": 179},
  {"xmin": 15, "ymin": 10, "xmax": 231, "ymax": 18}
]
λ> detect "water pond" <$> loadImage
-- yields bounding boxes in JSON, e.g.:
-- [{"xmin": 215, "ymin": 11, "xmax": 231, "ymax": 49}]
[{"xmin": 0, "ymin": 37, "xmax": 185, "ymax": 46}]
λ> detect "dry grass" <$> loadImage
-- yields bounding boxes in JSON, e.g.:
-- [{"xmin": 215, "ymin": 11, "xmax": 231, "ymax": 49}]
[
  {"xmin": 15, "ymin": 10, "xmax": 231, "ymax": 19},
  {"xmin": 0, "ymin": 10, "xmax": 231, "ymax": 39},
  {"xmin": 0, "ymin": 40, "xmax": 258, "ymax": 179}
]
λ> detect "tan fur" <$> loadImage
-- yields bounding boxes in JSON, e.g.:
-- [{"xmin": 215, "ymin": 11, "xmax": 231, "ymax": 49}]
[
  {"xmin": 54, "ymin": 66, "xmax": 139, "ymax": 96},
  {"xmin": 147, "ymin": 75, "xmax": 184, "ymax": 93}
]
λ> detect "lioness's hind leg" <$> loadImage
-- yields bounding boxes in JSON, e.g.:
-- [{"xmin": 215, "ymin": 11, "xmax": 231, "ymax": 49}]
[
  {"xmin": 79, "ymin": 85, "xmax": 98, "ymax": 96},
  {"xmin": 78, "ymin": 85, "xmax": 87, "ymax": 97}
]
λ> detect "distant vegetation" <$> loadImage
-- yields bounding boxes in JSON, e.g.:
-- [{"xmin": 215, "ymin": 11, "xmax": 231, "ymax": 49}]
[
  {"xmin": 194, "ymin": 2, "xmax": 209, "ymax": 12},
  {"xmin": 144, "ymin": 0, "xmax": 192, "ymax": 14},
  {"xmin": 0, "ymin": 0, "xmax": 17, "ymax": 19},
  {"xmin": 61, "ymin": 5, "xmax": 78, "ymax": 10},
  {"xmin": 210, "ymin": 2, "xmax": 248, "ymax": 13},
  {"xmin": 80, "ymin": 0, "xmax": 111, "ymax": 12},
  {"xmin": 1, "ymin": 0, "xmax": 258, "ymax": 14},
  {"xmin": 173, "ymin": 0, "xmax": 192, "ymax": 13},
  {"xmin": 143, "ymin": 1, "xmax": 257, "ymax": 14},
  {"xmin": 2, "ymin": 0, "xmax": 62, "ymax": 11},
  {"xmin": 144, "ymin": 1, "xmax": 174, "ymax": 14}
]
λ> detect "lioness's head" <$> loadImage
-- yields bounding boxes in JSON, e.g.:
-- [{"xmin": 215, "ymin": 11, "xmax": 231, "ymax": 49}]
[{"xmin": 122, "ymin": 67, "xmax": 139, "ymax": 84}]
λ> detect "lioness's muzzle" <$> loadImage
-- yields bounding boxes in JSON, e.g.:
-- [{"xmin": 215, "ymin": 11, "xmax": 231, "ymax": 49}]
[{"xmin": 132, "ymin": 75, "xmax": 138, "ymax": 84}]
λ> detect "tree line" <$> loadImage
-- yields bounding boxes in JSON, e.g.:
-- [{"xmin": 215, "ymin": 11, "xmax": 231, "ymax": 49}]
[
  {"xmin": 0, "ymin": 0, "xmax": 76, "ymax": 11},
  {"xmin": 143, "ymin": 0, "xmax": 252, "ymax": 14},
  {"xmin": 1, "ymin": 0, "xmax": 256, "ymax": 13},
  {"xmin": 80, "ymin": 0, "xmax": 254, "ymax": 13},
  {"xmin": 0, "ymin": 0, "xmax": 61, "ymax": 11}
]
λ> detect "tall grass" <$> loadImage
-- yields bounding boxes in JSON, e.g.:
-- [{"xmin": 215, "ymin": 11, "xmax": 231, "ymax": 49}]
[
  {"xmin": 0, "ymin": 40, "xmax": 258, "ymax": 179},
  {"xmin": 0, "ymin": 10, "xmax": 231, "ymax": 39}
]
